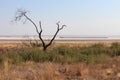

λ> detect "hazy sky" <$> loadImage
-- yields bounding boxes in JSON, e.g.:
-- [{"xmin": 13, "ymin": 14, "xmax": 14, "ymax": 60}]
[{"xmin": 0, "ymin": 0, "xmax": 120, "ymax": 36}]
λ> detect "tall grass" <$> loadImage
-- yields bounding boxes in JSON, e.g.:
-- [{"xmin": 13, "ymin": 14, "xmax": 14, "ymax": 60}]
[{"xmin": 0, "ymin": 43, "xmax": 120, "ymax": 65}]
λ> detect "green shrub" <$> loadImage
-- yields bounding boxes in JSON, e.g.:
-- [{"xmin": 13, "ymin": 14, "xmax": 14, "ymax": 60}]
[
  {"xmin": 19, "ymin": 48, "xmax": 43, "ymax": 62},
  {"xmin": 30, "ymin": 43, "xmax": 42, "ymax": 47},
  {"xmin": 110, "ymin": 43, "xmax": 120, "ymax": 57},
  {"xmin": 6, "ymin": 52, "xmax": 22, "ymax": 64},
  {"xmin": 111, "ymin": 42, "xmax": 120, "ymax": 48},
  {"xmin": 0, "ymin": 54, "xmax": 4, "ymax": 65},
  {"xmin": 90, "ymin": 43, "xmax": 104, "ymax": 48},
  {"xmin": 0, "ymin": 43, "xmax": 119, "ymax": 65}
]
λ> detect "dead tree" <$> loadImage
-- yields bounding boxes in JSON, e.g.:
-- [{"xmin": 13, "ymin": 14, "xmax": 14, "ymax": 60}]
[{"xmin": 15, "ymin": 9, "xmax": 66, "ymax": 51}]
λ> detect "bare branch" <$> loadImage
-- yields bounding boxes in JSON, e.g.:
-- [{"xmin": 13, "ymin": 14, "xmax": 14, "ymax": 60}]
[
  {"xmin": 39, "ymin": 32, "xmax": 46, "ymax": 51},
  {"xmin": 14, "ymin": 9, "xmax": 66, "ymax": 51},
  {"xmin": 39, "ymin": 21, "xmax": 42, "ymax": 31},
  {"xmin": 56, "ymin": 21, "xmax": 66, "ymax": 30},
  {"xmin": 38, "ymin": 21, "xmax": 46, "ymax": 50},
  {"xmin": 23, "ymin": 18, "xmax": 27, "ymax": 24},
  {"xmin": 15, "ymin": 9, "xmax": 27, "ymax": 21},
  {"xmin": 56, "ymin": 21, "xmax": 60, "ymax": 29},
  {"xmin": 59, "ymin": 25, "xmax": 66, "ymax": 30},
  {"xmin": 45, "ymin": 21, "xmax": 66, "ymax": 49},
  {"xmin": 24, "ymin": 14, "xmax": 40, "ymax": 34},
  {"xmin": 15, "ymin": 9, "xmax": 40, "ymax": 34}
]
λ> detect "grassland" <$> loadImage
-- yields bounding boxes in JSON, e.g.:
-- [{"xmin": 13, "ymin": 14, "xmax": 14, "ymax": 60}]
[{"xmin": 0, "ymin": 42, "xmax": 120, "ymax": 80}]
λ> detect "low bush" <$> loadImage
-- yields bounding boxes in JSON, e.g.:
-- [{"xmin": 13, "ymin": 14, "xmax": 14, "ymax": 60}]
[
  {"xmin": 6, "ymin": 52, "xmax": 22, "ymax": 64},
  {"xmin": 0, "ymin": 43, "xmax": 120, "ymax": 65}
]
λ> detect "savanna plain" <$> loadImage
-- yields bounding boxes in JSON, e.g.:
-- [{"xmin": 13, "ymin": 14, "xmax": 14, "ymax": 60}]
[{"xmin": 0, "ymin": 41, "xmax": 120, "ymax": 80}]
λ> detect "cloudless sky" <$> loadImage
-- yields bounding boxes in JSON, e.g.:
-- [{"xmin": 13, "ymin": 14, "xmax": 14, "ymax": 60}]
[{"xmin": 0, "ymin": 0, "xmax": 120, "ymax": 36}]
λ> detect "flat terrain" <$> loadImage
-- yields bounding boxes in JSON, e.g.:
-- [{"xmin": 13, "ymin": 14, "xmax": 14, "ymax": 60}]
[
  {"xmin": 1, "ymin": 39, "xmax": 120, "ymax": 43},
  {"xmin": 0, "ymin": 42, "xmax": 120, "ymax": 80}
]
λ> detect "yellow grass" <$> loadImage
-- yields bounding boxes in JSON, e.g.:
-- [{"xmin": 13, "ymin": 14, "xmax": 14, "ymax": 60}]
[{"xmin": 0, "ymin": 42, "xmax": 120, "ymax": 80}]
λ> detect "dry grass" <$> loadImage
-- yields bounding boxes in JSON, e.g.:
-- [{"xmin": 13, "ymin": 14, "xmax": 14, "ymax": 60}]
[
  {"xmin": 0, "ymin": 62, "xmax": 64, "ymax": 80},
  {"xmin": 0, "ymin": 43, "xmax": 120, "ymax": 80},
  {"xmin": 0, "ymin": 58, "xmax": 120, "ymax": 80},
  {"xmin": 0, "ymin": 56, "xmax": 120, "ymax": 80}
]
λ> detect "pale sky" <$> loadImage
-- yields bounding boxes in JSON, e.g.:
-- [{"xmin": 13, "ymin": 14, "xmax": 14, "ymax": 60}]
[{"xmin": 0, "ymin": 0, "xmax": 120, "ymax": 36}]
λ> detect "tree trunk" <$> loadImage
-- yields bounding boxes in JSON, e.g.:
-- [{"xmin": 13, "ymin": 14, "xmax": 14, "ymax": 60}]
[{"xmin": 15, "ymin": 9, "xmax": 66, "ymax": 52}]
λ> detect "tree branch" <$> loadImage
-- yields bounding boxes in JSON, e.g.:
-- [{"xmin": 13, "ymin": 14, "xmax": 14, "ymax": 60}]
[
  {"xmin": 15, "ymin": 9, "xmax": 66, "ymax": 51},
  {"xmin": 15, "ymin": 9, "xmax": 39, "ymax": 34},
  {"xmin": 39, "ymin": 32, "xmax": 46, "ymax": 50},
  {"xmin": 23, "ymin": 14, "xmax": 40, "ymax": 34},
  {"xmin": 56, "ymin": 21, "xmax": 66, "ymax": 30},
  {"xmin": 56, "ymin": 21, "xmax": 60, "ymax": 29},
  {"xmin": 39, "ymin": 21, "xmax": 42, "ymax": 31},
  {"xmin": 45, "ymin": 22, "xmax": 66, "ymax": 48},
  {"xmin": 59, "ymin": 25, "xmax": 66, "ymax": 30},
  {"xmin": 46, "ymin": 29, "xmax": 59, "ymax": 48}
]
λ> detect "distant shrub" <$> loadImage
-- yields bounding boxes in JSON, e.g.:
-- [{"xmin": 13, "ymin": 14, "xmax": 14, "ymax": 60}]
[
  {"xmin": 110, "ymin": 42, "xmax": 120, "ymax": 57},
  {"xmin": 6, "ymin": 52, "xmax": 22, "ymax": 64},
  {"xmin": 19, "ymin": 48, "xmax": 43, "ymax": 62},
  {"xmin": 90, "ymin": 43, "xmax": 104, "ymax": 48},
  {"xmin": 30, "ymin": 42, "xmax": 42, "ymax": 47},
  {"xmin": 0, "ymin": 43, "xmax": 120, "ymax": 66},
  {"xmin": 111, "ymin": 42, "xmax": 120, "ymax": 48},
  {"xmin": 0, "ymin": 54, "xmax": 4, "ymax": 65}
]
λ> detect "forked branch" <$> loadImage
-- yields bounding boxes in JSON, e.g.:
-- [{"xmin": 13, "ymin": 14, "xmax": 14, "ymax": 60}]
[
  {"xmin": 15, "ymin": 9, "xmax": 66, "ymax": 51},
  {"xmin": 45, "ymin": 21, "xmax": 66, "ymax": 49}
]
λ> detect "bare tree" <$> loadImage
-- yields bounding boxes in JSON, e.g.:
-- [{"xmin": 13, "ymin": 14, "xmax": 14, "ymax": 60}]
[{"xmin": 15, "ymin": 9, "xmax": 66, "ymax": 51}]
